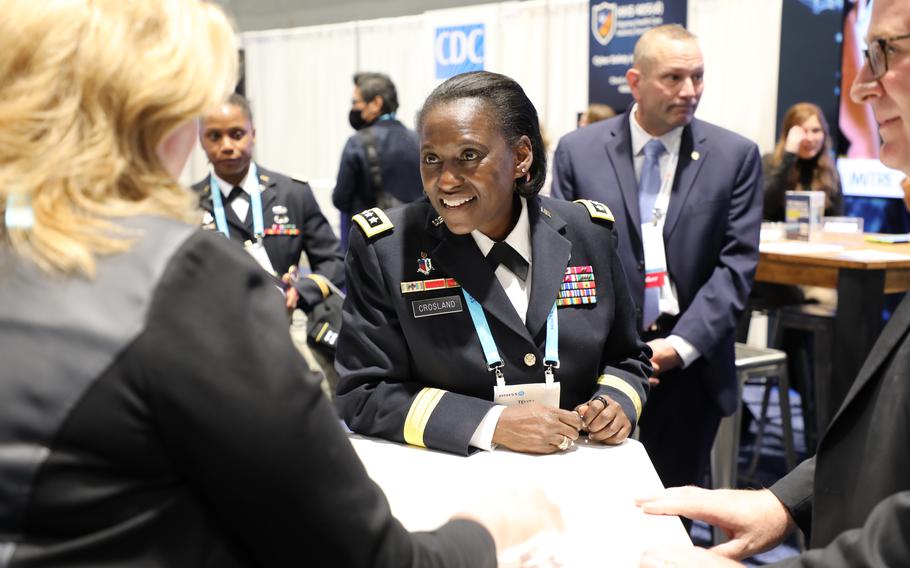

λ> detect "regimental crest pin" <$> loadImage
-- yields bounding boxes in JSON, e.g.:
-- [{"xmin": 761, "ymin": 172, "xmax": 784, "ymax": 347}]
[
  {"xmin": 272, "ymin": 205, "xmax": 288, "ymax": 215},
  {"xmin": 417, "ymin": 252, "xmax": 434, "ymax": 276}
]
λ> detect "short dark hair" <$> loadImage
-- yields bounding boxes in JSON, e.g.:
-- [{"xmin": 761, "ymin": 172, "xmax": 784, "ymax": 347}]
[
  {"xmin": 353, "ymin": 72, "xmax": 399, "ymax": 114},
  {"xmin": 417, "ymin": 71, "xmax": 546, "ymax": 196},
  {"xmin": 227, "ymin": 92, "xmax": 253, "ymax": 124}
]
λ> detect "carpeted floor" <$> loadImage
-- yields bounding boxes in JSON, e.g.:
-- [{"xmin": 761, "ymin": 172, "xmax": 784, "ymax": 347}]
[{"xmin": 690, "ymin": 384, "xmax": 805, "ymax": 565}]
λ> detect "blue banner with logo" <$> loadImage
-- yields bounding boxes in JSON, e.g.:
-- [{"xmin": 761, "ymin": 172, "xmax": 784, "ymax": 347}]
[
  {"xmin": 588, "ymin": 1, "xmax": 687, "ymax": 110},
  {"xmin": 435, "ymin": 23, "xmax": 485, "ymax": 79}
]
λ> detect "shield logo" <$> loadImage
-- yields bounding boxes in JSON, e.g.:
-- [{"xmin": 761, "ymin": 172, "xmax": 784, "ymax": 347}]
[
  {"xmin": 417, "ymin": 252, "xmax": 434, "ymax": 276},
  {"xmin": 591, "ymin": 2, "xmax": 618, "ymax": 47}
]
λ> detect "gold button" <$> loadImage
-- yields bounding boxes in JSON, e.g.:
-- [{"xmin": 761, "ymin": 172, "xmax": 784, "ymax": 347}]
[{"xmin": 524, "ymin": 353, "xmax": 536, "ymax": 366}]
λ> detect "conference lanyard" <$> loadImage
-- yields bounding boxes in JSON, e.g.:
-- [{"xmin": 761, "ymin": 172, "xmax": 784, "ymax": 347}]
[
  {"xmin": 209, "ymin": 163, "xmax": 265, "ymax": 240},
  {"xmin": 462, "ymin": 288, "xmax": 559, "ymax": 387}
]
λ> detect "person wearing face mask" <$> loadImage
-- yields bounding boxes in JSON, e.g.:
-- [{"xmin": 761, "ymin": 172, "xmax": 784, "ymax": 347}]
[
  {"xmin": 762, "ymin": 102, "xmax": 844, "ymax": 222},
  {"xmin": 332, "ymin": 72, "xmax": 423, "ymax": 252},
  {"xmin": 334, "ymin": 71, "xmax": 651, "ymax": 457}
]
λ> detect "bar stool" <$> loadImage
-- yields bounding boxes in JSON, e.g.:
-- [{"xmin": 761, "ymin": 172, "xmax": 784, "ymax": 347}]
[
  {"xmin": 769, "ymin": 303, "xmax": 836, "ymax": 452},
  {"xmin": 710, "ymin": 344, "xmax": 799, "ymax": 545}
]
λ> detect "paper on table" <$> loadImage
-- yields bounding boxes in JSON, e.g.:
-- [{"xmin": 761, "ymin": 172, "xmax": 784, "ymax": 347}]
[
  {"xmin": 837, "ymin": 249, "xmax": 910, "ymax": 262},
  {"xmin": 759, "ymin": 242, "xmax": 845, "ymax": 254}
]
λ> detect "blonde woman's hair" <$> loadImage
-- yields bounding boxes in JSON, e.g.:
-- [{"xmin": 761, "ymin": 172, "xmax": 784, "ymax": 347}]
[{"xmin": 0, "ymin": 0, "xmax": 239, "ymax": 276}]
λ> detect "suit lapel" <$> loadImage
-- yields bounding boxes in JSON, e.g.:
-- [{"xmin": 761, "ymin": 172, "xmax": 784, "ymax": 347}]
[
  {"xmin": 257, "ymin": 168, "xmax": 278, "ymax": 230},
  {"xmin": 426, "ymin": 209, "xmax": 530, "ymax": 342},
  {"xmin": 663, "ymin": 123, "xmax": 706, "ymax": 240},
  {"xmin": 604, "ymin": 116, "xmax": 641, "ymax": 245},
  {"xmin": 823, "ymin": 294, "xmax": 910, "ymax": 436},
  {"xmin": 525, "ymin": 198, "xmax": 571, "ymax": 337}
]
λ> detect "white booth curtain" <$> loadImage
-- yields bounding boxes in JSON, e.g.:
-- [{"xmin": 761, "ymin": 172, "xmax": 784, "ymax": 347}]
[{"xmin": 183, "ymin": 0, "xmax": 783, "ymax": 233}]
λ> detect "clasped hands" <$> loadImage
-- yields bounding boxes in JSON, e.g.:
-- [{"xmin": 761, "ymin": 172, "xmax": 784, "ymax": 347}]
[{"xmin": 491, "ymin": 396, "xmax": 631, "ymax": 454}]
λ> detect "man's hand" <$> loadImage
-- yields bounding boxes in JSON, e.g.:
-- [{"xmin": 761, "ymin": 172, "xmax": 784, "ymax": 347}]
[
  {"xmin": 636, "ymin": 487, "xmax": 796, "ymax": 560},
  {"xmin": 574, "ymin": 395, "xmax": 631, "ymax": 444},
  {"xmin": 492, "ymin": 404, "xmax": 583, "ymax": 454},
  {"xmin": 646, "ymin": 338, "xmax": 682, "ymax": 376}
]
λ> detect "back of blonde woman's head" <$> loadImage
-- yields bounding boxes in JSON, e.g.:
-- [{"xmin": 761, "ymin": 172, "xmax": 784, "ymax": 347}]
[{"xmin": 0, "ymin": 0, "xmax": 238, "ymax": 275}]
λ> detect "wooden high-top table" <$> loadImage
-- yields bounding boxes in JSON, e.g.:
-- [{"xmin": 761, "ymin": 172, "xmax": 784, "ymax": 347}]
[{"xmin": 757, "ymin": 231, "xmax": 910, "ymax": 430}]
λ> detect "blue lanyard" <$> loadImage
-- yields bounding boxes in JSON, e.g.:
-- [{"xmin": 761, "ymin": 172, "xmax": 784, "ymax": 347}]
[
  {"xmin": 209, "ymin": 163, "xmax": 264, "ymax": 240},
  {"xmin": 462, "ymin": 288, "xmax": 559, "ymax": 386}
]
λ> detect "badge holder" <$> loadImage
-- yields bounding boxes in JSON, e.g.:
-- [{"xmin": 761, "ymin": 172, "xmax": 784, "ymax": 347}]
[{"xmin": 464, "ymin": 289, "xmax": 561, "ymax": 408}]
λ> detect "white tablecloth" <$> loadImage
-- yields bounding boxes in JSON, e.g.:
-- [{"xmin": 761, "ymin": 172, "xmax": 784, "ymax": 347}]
[{"xmin": 350, "ymin": 435, "xmax": 691, "ymax": 567}]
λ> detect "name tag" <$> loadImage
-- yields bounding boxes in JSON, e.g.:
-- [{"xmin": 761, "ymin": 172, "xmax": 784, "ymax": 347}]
[
  {"xmin": 493, "ymin": 382, "xmax": 561, "ymax": 408},
  {"xmin": 411, "ymin": 295, "xmax": 463, "ymax": 318}
]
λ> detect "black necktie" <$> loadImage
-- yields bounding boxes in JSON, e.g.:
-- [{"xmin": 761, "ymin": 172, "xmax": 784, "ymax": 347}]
[
  {"xmin": 486, "ymin": 242, "xmax": 529, "ymax": 282},
  {"xmin": 228, "ymin": 185, "xmax": 248, "ymax": 203}
]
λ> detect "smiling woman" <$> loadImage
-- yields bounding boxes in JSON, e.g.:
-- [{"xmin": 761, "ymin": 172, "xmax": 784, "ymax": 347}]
[{"xmin": 335, "ymin": 71, "xmax": 652, "ymax": 456}]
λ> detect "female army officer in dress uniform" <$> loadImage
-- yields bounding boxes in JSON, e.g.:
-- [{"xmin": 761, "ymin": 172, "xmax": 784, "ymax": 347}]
[{"xmin": 335, "ymin": 71, "xmax": 652, "ymax": 456}]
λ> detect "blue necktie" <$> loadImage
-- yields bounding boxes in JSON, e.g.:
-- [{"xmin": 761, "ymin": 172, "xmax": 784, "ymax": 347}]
[{"xmin": 639, "ymin": 139, "xmax": 665, "ymax": 330}]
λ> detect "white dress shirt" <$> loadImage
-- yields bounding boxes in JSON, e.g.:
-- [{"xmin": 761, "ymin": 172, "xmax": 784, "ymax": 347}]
[
  {"xmin": 467, "ymin": 197, "xmax": 533, "ymax": 451},
  {"xmin": 211, "ymin": 167, "xmax": 259, "ymax": 223},
  {"xmin": 629, "ymin": 106, "xmax": 700, "ymax": 368}
]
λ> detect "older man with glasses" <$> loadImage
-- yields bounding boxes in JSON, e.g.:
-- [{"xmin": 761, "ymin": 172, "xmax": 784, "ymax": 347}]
[{"xmin": 636, "ymin": 0, "xmax": 910, "ymax": 566}]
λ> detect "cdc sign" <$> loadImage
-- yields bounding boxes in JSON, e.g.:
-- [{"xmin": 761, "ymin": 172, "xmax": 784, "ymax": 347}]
[{"xmin": 434, "ymin": 24, "xmax": 485, "ymax": 79}]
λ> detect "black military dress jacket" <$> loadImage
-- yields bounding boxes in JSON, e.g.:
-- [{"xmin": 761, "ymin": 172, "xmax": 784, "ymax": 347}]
[
  {"xmin": 192, "ymin": 165, "xmax": 344, "ymax": 310},
  {"xmin": 335, "ymin": 196, "xmax": 651, "ymax": 455}
]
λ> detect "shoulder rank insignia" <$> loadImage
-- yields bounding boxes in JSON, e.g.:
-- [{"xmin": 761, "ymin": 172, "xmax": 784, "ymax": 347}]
[
  {"xmin": 352, "ymin": 207, "xmax": 394, "ymax": 238},
  {"xmin": 574, "ymin": 199, "xmax": 615, "ymax": 223}
]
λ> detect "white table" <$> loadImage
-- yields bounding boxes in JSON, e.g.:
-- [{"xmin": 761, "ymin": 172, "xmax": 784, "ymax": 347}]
[{"xmin": 350, "ymin": 435, "xmax": 691, "ymax": 567}]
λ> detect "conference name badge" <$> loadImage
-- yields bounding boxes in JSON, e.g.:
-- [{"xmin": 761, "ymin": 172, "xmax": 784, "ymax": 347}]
[
  {"xmin": 242, "ymin": 239, "xmax": 277, "ymax": 277},
  {"xmin": 493, "ymin": 382, "xmax": 561, "ymax": 408},
  {"xmin": 557, "ymin": 265, "xmax": 597, "ymax": 306}
]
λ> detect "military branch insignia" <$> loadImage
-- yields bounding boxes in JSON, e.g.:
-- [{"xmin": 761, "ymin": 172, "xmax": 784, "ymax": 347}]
[
  {"xmin": 352, "ymin": 207, "xmax": 394, "ymax": 238},
  {"xmin": 557, "ymin": 265, "xmax": 597, "ymax": 306},
  {"xmin": 417, "ymin": 252, "xmax": 433, "ymax": 276},
  {"xmin": 574, "ymin": 199, "xmax": 615, "ymax": 223},
  {"xmin": 259, "ymin": 173, "xmax": 271, "ymax": 183},
  {"xmin": 431, "ymin": 216, "xmax": 444, "ymax": 227}
]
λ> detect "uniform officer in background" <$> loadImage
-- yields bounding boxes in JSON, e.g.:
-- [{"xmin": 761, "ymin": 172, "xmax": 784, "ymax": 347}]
[
  {"xmin": 551, "ymin": 24, "xmax": 763, "ymax": 492},
  {"xmin": 194, "ymin": 93, "xmax": 344, "ymax": 313},
  {"xmin": 638, "ymin": 0, "xmax": 910, "ymax": 565},
  {"xmin": 335, "ymin": 71, "xmax": 651, "ymax": 457},
  {"xmin": 332, "ymin": 72, "xmax": 423, "ymax": 252}
]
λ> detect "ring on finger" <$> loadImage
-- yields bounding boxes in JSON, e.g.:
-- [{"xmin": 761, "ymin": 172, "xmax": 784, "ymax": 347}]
[
  {"xmin": 593, "ymin": 394, "xmax": 609, "ymax": 407},
  {"xmin": 557, "ymin": 435, "xmax": 571, "ymax": 451}
]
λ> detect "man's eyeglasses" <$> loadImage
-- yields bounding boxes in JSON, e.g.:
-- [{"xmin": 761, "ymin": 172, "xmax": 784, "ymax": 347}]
[{"xmin": 864, "ymin": 33, "xmax": 910, "ymax": 80}]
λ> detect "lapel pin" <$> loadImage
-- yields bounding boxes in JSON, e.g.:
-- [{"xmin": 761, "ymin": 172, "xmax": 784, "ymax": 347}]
[
  {"xmin": 691, "ymin": 151, "xmax": 700, "ymax": 161},
  {"xmin": 417, "ymin": 252, "xmax": 434, "ymax": 276},
  {"xmin": 432, "ymin": 216, "xmax": 444, "ymax": 227}
]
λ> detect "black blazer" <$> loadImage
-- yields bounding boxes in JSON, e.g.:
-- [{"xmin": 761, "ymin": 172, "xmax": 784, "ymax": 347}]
[{"xmin": 770, "ymin": 293, "xmax": 910, "ymax": 565}]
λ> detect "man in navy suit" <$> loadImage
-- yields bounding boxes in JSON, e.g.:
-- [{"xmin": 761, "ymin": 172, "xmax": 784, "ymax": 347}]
[
  {"xmin": 638, "ymin": 1, "xmax": 910, "ymax": 565},
  {"xmin": 551, "ymin": 24, "xmax": 763, "ymax": 490}
]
